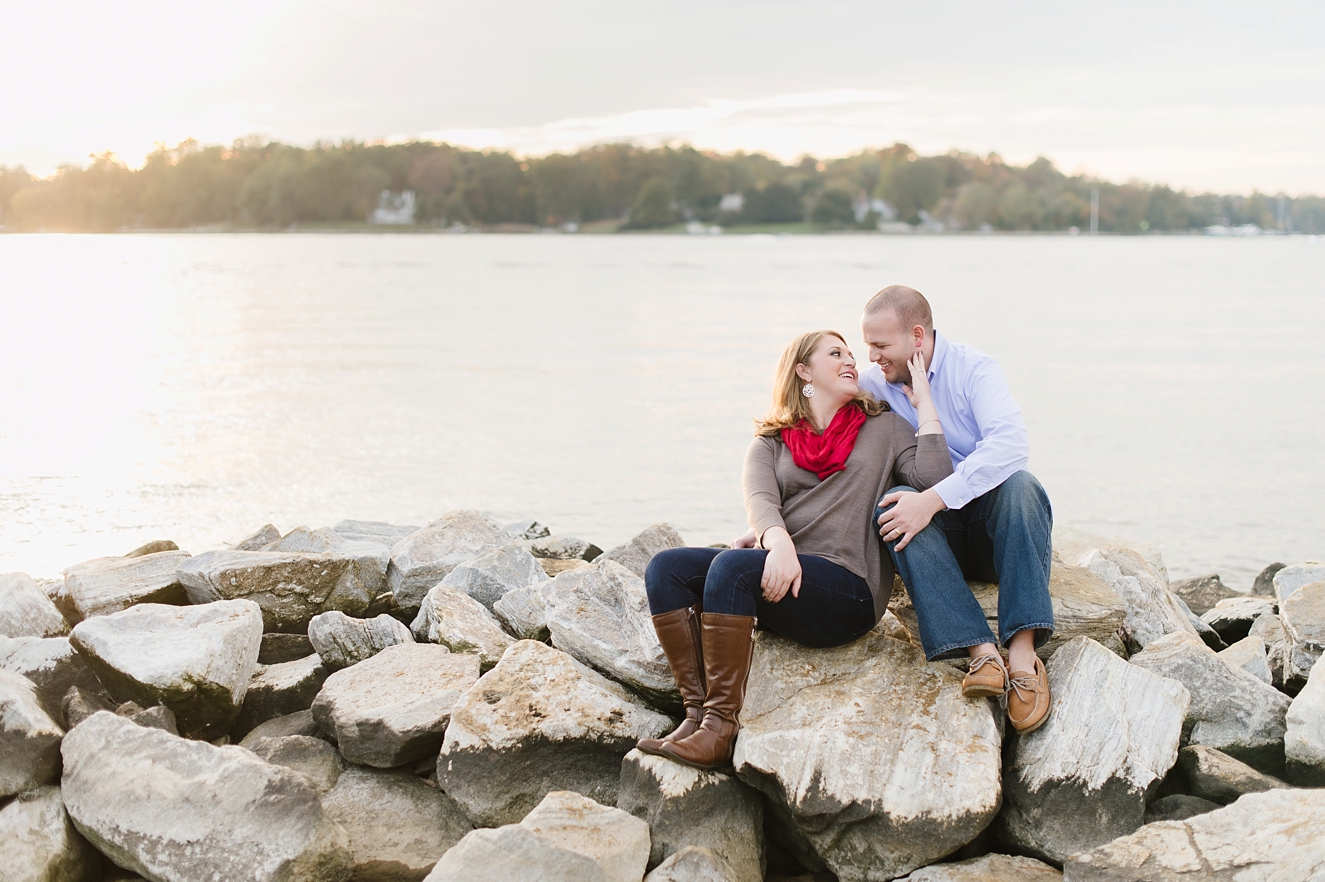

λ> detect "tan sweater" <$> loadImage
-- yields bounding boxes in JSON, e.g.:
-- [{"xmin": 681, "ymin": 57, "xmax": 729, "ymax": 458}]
[{"xmin": 743, "ymin": 412, "xmax": 954, "ymax": 621}]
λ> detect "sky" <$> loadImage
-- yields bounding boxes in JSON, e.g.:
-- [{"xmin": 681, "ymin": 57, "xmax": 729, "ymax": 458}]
[{"xmin": 3, "ymin": 1, "xmax": 1323, "ymax": 194}]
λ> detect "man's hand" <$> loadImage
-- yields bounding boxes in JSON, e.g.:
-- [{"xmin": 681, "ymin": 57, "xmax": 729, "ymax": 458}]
[
  {"xmin": 877, "ymin": 489, "xmax": 946, "ymax": 551},
  {"xmin": 731, "ymin": 527, "xmax": 758, "ymax": 549}
]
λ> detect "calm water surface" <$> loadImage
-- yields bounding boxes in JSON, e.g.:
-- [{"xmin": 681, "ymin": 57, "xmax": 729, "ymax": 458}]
[{"xmin": 2, "ymin": 233, "xmax": 1322, "ymax": 587}]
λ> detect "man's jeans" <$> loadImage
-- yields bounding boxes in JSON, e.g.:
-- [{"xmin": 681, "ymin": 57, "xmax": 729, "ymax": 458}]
[{"xmin": 877, "ymin": 470, "xmax": 1055, "ymax": 661}]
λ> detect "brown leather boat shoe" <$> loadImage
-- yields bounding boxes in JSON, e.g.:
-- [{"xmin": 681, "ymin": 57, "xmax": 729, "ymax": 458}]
[
  {"xmin": 1007, "ymin": 656, "xmax": 1051, "ymax": 734},
  {"xmin": 961, "ymin": 653, "xmax": 1008, "ymax": 698}
]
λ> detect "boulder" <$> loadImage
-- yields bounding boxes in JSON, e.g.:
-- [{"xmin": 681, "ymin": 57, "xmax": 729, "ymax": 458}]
[
  {"xmin": 234, "ymin": 523, "xmax": 282, "ymax": 550},
  {"xmin": 997, "ymin": 637, "xmax": 1189, "ymax": 864},
  {"xmin": 734, "ymin": 629, "xmax": 1002, "ymax": 882},
  {"xmin": 1249, "ymin": 612, "xmax": 1289, "ymax": 688},
  {"xmin": 0, "ymin": 786, "xmax": 100, "ymax": 882},
  {"xmin": 118, "ymin": 701, "xmax": 179, "ymax": 734},
  {"xmin": 436, "ymin": 640, "xmax": 671, "ymax": 827},
  {"xmin": 0, "ymin": 635, "xmax": 106, "ymax": 720},
  {"xmin": 410, "ymin": 585, "xmax": 513, "ymax": 670},
  {"xmin": 386, "ymin": 511, "xmax": 515, "ymax": 615},
  {"xmin": 260, "ymin": 632, "xmax": 316, "ymax": 664},
  {"xmin": 239, "ymin": 709, "xmax": 323, "ymax": 747},
  {"xmin": 1084, "ymin": 548, "xmax": 1201, "ymax": 651},
  {"xmin": 1216, "ymin": 634, "xmax": 1272, "ymax": 684},
  {"xmin": 69, "ymin": 599, "xmax": 262, "ymax": 739},
  {"xmin": 1052, "ymin": 527, "xmax": 1170, "ymax": 582},
  {"xmin": 125, "ymin": 539, "xmax": 179, "ymax": 558},
  {"xmin": 246, "ymin": 734, "xmax": 345, "ymax": 792},
  {"xmin": 1129, "ymin": 631, "xmax": 1290, "ymax": 774},
  {"xmin": 1172, "ymin": 594, "xmax": 1226, "ymax": 651},
  {"xmin": 617, "ymin": 749, "xmax": 763, "ymax": 880},
  {"xmin": 0, "ymin": 572, "xmax": 68, "ymax": 638},
  {"xmin": 1169, "ymin": 745, "xmax": 1287, "ymax": 804},
  {"xmin": 1143, "ymin": 794, "xmax": 1220, "ymax": 825},
  {"xmin": 1286, "ymin": 654, "xmax": 1325, "ymax": 785},
  {"xmin": 524, "ymin": 535, "xmax": 602, "ymax": 561},
  {"xmin": 645, "ymin": 847, "xmax": 738, "ymax": 882},
  {"xmin": 424, "ymin": 790, "xmax": 650, "ymax": 882},
  {"xmin": 542, "ymin": 558, "xmax": 594, "ymax": 578},
  {"xmin": 322, "ymin": 766, "xmax": 474, "ymax": 882},
  {"xmin": 1170, "ymin": 574, "xmax": 1238, "ymax": 617},
  {"xmin": 503, "ymin": 518, "xmax": 551, "ymax": 540},
  {"xmin": 492, "ymin": 580, "xmax": 551, "ymax": 641},
  {"xmin": 600, "ymin": 524, "xmax": 684, "ymax": 578},
  {"xmin": 0, "ymin": 669, "xmax": 64, "ymax": 797},
  {"xmin": 1064, "ymin": 788, "xmax": 1325, "ymax": 880},
  {"xmin": 63, "ymin": 686, "xmax": 116, "ymax": 728},
  {"xmin": 1272, "ymin": 562, "xmax": 1325, "ymax": 603},
  {"xmin": 332, "ymin": 520, "xmax": 421, "ymax": 548},
  {"xmin": 1252, "ymin": 561, "xmax": 1287, "ymax": 597},
  {"xmin": 308, "ymin": 611, "xmax": 414, "ymax": 671},
  {"xmin": 439, "ymin": 542, "xmax": 549, "ymax": 610},
  {"xmin": 898, "ymin": 854, "xmax": 1062, "ymax": 881},
  {"xmin": 1200, "ymin": 595, "xmax": 1275, "ymax": 644},
  {"xmin": 1276, "ymin": 575, "xmax": 1325, "ymax": 688},
  {"xmin": 312, "ymin": 643, "xmax": 479, "ymax": 768},
  {"xmin": 61, "ymin": 711, "xmax": 352, "ymax": 882},
  {"xmin": 231, "ymin": 654, "xmax": 329, "ymax": 739},
  {"xmin": 544, "ymin": 560, "xmax": 678, "ymax": 707},
  {"xmin": 58, "ymin": 551, "xmax": 191, "ymax": 622}
]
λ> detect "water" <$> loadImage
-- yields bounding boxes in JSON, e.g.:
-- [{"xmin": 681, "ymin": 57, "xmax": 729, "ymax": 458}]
[{"xmin": 1, "ymin": 232, "xmax": 1322, "ymax": 587}]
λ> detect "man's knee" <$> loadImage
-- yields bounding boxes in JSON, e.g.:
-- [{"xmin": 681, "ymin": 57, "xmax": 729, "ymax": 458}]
[
  {"xmin": 875, "ymin": 485, "xmax": 918, "ymax": 517},
  {"xmin": 992, "ymin": 471, "xmax": 1050, "ymax": 516}
]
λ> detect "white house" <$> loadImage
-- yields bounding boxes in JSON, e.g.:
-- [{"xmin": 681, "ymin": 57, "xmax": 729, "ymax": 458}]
[
  {"xmin": 370, "ymin": 190, "xmax": 416, "ymax": 225},
  {"xmin": 718, "ymin": 193, "xmax": 744, "ymax": 214}
]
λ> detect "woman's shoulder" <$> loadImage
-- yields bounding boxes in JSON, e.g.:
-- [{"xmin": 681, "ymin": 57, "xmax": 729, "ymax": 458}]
[{"xmin": 860, "ymin": 410, "xmax": 913, "ymax": 436}]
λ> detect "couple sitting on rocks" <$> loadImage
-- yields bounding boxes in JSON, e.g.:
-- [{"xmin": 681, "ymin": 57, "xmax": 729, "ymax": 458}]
[{"xmin": 638, "ymin": 284, "xmax": 1055, "ymax": 770}]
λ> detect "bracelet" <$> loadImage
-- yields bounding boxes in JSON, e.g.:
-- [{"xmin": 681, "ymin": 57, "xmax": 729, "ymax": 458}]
[{"xmin": 915, "ymin": 419, "xmax": 941, "ymax": 436}]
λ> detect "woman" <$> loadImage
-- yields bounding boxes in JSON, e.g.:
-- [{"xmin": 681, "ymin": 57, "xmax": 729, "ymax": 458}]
[{"xmin": 639, "ymin": 329, "xmax": 952, "ymax": 770}]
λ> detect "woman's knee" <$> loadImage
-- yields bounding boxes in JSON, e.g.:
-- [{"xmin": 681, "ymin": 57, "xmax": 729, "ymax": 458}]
[
  {"xmin": 705, "ymin": 548, "xmax": 766, "ymax": 586},
  {"xmin": 644, "ymin": 547, "xmax": 710, "ymax": 607}
]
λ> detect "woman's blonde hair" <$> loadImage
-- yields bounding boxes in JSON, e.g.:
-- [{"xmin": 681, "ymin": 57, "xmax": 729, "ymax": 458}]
[{"xmin": 754, "ymin": 330, "xmax": 884, "ymax": 437}]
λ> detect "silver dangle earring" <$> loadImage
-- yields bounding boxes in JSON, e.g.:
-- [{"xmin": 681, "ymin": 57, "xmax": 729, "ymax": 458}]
[{"xmin": 802, "ymin": 383, "xmax": 815, "ymax": 398}]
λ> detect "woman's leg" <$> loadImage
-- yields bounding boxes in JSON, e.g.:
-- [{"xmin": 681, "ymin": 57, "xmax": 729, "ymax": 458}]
[{"xmin": 645, "ymin": 546, "xmax": 722, "ymax": 615}]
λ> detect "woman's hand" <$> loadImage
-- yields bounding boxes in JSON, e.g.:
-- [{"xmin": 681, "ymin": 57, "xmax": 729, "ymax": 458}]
[
  {"xmin": 760, "ymin": 528, "xmax": 802, "ymax": 602},
  {"xmin": 902, "ymin": 349, "xmax": 932, "ymax": 409}
]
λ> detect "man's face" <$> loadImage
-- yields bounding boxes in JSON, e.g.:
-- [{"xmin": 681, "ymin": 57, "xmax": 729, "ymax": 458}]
[{"xmin": 861, "ymin": 309, "xmax": 920, "ymax": 384}]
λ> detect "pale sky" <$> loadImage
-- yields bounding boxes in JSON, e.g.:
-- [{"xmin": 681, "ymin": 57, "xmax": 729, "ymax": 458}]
[{"xmin": 3, "ymin": 0, "xmax": 1323, "ymax": 194}]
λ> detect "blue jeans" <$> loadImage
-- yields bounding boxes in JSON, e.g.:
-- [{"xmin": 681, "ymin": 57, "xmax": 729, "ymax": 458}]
[
  {"xmin": 644, "ymin": 547, "xmax": 876, "ymax": 648},
  {"xmin": 878, "ymin": 470, "xmax": 1055, "ymax": 661}
]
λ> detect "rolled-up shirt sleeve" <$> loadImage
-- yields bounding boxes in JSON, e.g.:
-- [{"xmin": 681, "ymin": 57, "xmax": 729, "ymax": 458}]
[
  {"xmin": 932, "ymin": 360, "xmax": 1029, "ymax": 510},
  {"xmin": 742, "ymin": 437, "xmax": 786, "ymax": 542}
]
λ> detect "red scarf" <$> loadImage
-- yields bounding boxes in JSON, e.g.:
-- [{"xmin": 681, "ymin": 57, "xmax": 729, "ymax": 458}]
[{"xmin": 780, "ymin": 404, "xmax": 867, "ymax": 479}]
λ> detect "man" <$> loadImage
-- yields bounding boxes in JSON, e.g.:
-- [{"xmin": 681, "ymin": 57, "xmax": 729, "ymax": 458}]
[{"xmin": 861, "ymin": 284, "xmax": 1053, "ymax": 734}]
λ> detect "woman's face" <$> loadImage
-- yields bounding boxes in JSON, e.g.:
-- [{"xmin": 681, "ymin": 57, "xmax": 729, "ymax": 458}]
[{"xmin": 798, "ymin": 335, "xmax": 859, "ymax": 400}]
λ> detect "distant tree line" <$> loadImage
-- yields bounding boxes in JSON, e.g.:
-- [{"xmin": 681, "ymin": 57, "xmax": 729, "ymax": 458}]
[{"xmin": 1, "ymin": 138, "xmax": 1321, "ymax": 233}]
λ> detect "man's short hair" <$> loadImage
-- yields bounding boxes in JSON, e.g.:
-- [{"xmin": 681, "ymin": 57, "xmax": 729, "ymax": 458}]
[{"xmin": 864, "ymin": 285, "xmax": 933, "ymax": 334}]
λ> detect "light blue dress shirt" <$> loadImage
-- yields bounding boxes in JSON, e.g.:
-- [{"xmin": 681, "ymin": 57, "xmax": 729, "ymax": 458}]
[{"xmin": 858, "ymin": 330, "xmax": 1029, "ymax": 511}]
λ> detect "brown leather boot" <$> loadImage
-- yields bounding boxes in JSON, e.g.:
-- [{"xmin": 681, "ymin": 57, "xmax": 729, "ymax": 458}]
[
  {"xmin": 657, "ymin": 612, "xmax": 756, "ymax": 770},
  {"xmin": 636, "ymin": 605, "xmax": 706, "ymax": 756}
]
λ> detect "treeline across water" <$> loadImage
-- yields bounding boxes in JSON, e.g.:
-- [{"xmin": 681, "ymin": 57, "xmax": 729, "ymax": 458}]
[{"xmin": 1, "ymin": 138, "xmax": 1321, "ymax": 233}]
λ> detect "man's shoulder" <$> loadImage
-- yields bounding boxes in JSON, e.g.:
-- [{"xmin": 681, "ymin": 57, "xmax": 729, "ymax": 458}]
[{"xmin": 938, "ymin": 335, "xmax": 998, "ymax": 372}]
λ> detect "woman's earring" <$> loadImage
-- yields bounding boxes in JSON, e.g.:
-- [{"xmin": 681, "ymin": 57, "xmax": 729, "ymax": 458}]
[{"xmin": 802, "ymin": 384, "xmax": 815, "ymax": 398}]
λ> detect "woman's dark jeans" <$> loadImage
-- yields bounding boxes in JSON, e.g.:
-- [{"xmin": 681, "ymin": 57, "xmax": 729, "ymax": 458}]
[{"xmin": 644, "ymin": 547, "xmax": 876, "ymax": 648}]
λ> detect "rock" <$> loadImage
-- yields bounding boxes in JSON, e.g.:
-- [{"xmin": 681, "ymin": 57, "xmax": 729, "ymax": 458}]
[
  {"xmin": 63, "ymin": 686, "xmax": 116, "ymax": 728},
  {"xmin": 410, "ymin": 585, "xmax": 513, "ymax": 670},
  {"xmin": 436, "ymin": 640, "xmax": 671, "ymax": 827},
  {"xmin": 234, "ymin": 523, "xmax": 282, "ymax": 550},
  {"xmin": 542, "ymin": 558, "xmax": 593, "ymax": 577},
  {"xmin": 544, "ymin": 560, "xmax": 678, "ymax": 707},
  {"xmin": 645, "ymin": 847, "xmax": 738, "ymax": 882},
  {"xmin": 1130, "ymin": 630, "xmax": 1290, "ymax": 774},
  {"xmin": 1084, "ymin": 548, "xmax": 1201, "ymax": 651},
  {"xmin": 58, "ymin": 551, "xmax": 191, "ymax": 623},
  {"xmin": 332, "ymin": 519, "xmax": 421, "ymax": 548},
  {"xmin": 1216, "ymin": 634, "xmax": 1272, "ymax": 684},
  {"xmin": 68, "ymin": 599, "xmax": 263, "ymax": 739},
  {"xmin": 1143, "ymin": 794, "xmax": 1220, "ymax": 824},
  {"xmin": 239, "ymin": 709, "xmax": 323, "ymax": 747},
  {"xmin": 524, "ymin": 535, "xmax": 602, "ymax": 561},
  {"xmin": 308, "ymin": 611, "xmax": 414, "ymax": 671},
  {"xmin": 1286, "ymin": 654, "xmax": 1325, "ymax": 785},
  {"xmin": 232, "ymin": 654, "xmax": 329, "ymax": 739},
  {"xmin": 0, "ymin": 669, "xmax": 64, "ymax": 797},
  {"xmin": 734, "ymin": 629, "xmax": 1002, "ymax": 882},
  {"xmin": 247, "ymin": 734, "xmax": 345, "ymax": 792},
  {"xmin": 1249, "ymin": 612, "xmax": 1289, "ymax": 688},
  {"xmin": 492, "ymin": 581, "xmax": 551, "ymax": 640},
  {"xmin": 313, "ymin": 643, "xmax": 479, "ymax": 768},
  {"xmin": 118, "ymin": 701, "xmax": 179, "ymax": 734},
  {"xmin": 1275, "ymin": 573, "xmax": 1325, "ymax": 688},
  {"xmin": 504, "ymin": 519, "xmax": 551, "ymax": 540},
  {"xmin": 997, "ymin": 636, "xmax": 1189, "ymax": 864},
  {"xmin": 1252, "ymin": 561, "xmax": 1288, "ymax": 597},
  {"xmin": 0, "ymin": 572, "xmax": 69, "ymax": 638},
  {"xmin": 424, "ymin": 790, "xmax": 650, "ymax": 882},
  {"xmin": 1170, "ymin": 745, "xmax": 1287, "ymax": 804},
  {"xmin": 61, "ymin": 711, "xmax": 352, "ymax": 881},
  {"xmin": 1053, "ymin": 527, "xmax": 1170, "ymax": 582},
  {"xmin": 1172, "ymin": 593, "xmax": 1226, "ymax": 651},
  {"xmin": 600, "ymin": 523, "xmax": 684, "ymax": 578},
  {"xmin": 386, "ymin": 511, "xmax": 515, "ymax": 615},
  {"xmin": 1064, "ymin": 788, "xmax": 1325, "ymax": 880},
  {"xmin": 1200, "ymin": 595, "xmax": 1276, "ymax": 644},
  {"xmin": 617, "ymin": 749, "xmax": 763, "ymax": 881},
  {"xmin": 261, "ymin": 526, "xmax": 351, "ymax": 553},
  {"xmin": 260, "ymin": 632, "xmax": 316, "ymax": 664},
  {"xmin": 322, "ymin": 766, "xmax": 474, "ymax": 882},
  {"xmin": 0, "ymin": 786, "xmax": 100, "ymax": 882},
  {"xmin": 898, "ymin": 854, "xmax": 1062, "ymax": 881},
  {"xmin": 125, "ymin": 539, "xmax": 179, "ymax": 558},
  {"xmin": 0, "ymin": 635, "xmax": 106, "ymax": 720},
  {"xmin": 1170, "ymin": 574, "xmax": 1238, "ymax": 617},
  {"xmin": 438, "ymin": 542, "xmax": 549, "ymax": 610}
]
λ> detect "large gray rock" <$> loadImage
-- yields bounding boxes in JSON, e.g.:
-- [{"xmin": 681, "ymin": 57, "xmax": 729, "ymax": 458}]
[
  {"xmin": 505, "ymin": 519, "xmax": 551, "ymax": 541},
  {"xmin": 523, "ymin": 535, "xmax": 602, "ymax": 561},
  {"xmin": 1084, "ymin": 548, "xmax": 1199, "ymax": 651},
  {"xmin": 332, "ymin": 520, "xmax": 420, "ymax": 548},
  {"xmin": 322, "ymin": 766, "xmax": 473, "ymax": 882},
  {"xmin": 1064, "ymin": 788, "xmax": 1325, "ymax": 880},
  {"xmin": 1216, "ymin": 634, "xmax": 1272, "ymax": 684},
  {"xmin": 617, "ymin": 749, "xmax": 763, "ymax": 881},
  {"xmin": 1143, "ymin": 794, "xmax": 1220, "ymax": 825},
  {"xmin": 0, "ymin": 572, "xmax": 69, "ymax": 638},
  {"xmin": 1286, "ymin": 653, "xmax": 1325, "ymax": 785},
  {"xmin": 1275, "ymin": 571, "xmax": 1325, "ymax": 688},
  {"xmin": 424, "ymin": 790, "xmax": 650, "ymax": 882},
  {"xmin": 61, "ymin": 711, "xmax": 352, "ymax": 882},
  {"xmin": 69, "ymin": 599, "xmax": 263, "ymax": 739},
  {"xmin": 234, "ymin": 523, "xmax": 282, "ymax": 550},
  {"xmin": 0, "ymin": 786, "xmax": 100, "ymax": 882},
  {"xmin": 544, "ymin": 560, "xmax": 678, "ymax": 707},
  {"xmin": 734, "ymin": 629, "xmax": 1002, "ymax": 882},
  {"xmin": 1169, "ymin": 745, "xmax": 1287, "ymax": 804},
  {"xmin": 0, "ymin": 635, "xmax": 106, "ymax": 720},
  {"xmin": 239, "ymin": 709, "xmax": 322, "ymax": 747},
  {"xmin": 386, "ymin": 511, "xmax": 515, "ymax": 615},
  {"xmin": 410, "ymin": 585, "xmax": 513, "ymax": 671},
  {"xmin": 645, "ymin": 847, "xmax": 739, "ymax": 882},
  {"xmin": 898, "ymin": 854, "xmax": 1062, "ymax": 881},
  {"xmin": 436, "ymin": 640, "xmax": 671, "ymax": 827},
  {"xmin": 247, "ymin": 734, "xmax": 345, "ymax": 792},
  {"xmin": 1249, "ymin": 612, "xmax": 1289, "ymax": 688},
  {"xmin": 178, "ymin": 541, "xmax": 388, "ymax": 633},
  {"xmin": 232, "ymin": 654, "xmax": 330, "ymax": 739},
  {"xmin": 308, "ymin": 611, "xmax": 414, "ymax": 671},
  {"xmin": 0, "ymin": 669, "xmax": 64, "ymax": 797},
  {"xmin": 1252, "ymin": 561, "xmax": 1288, "ymax": 597},
  {"xmin": 57, "ymin": 551, "xmax": 191, "ymax": 623},
  {"xmin": 312, "ymin": 643, "xmax": 479, "ymax": 768},
  {"xmin": 1129, "ymin": 630, "xmax": 1290, "ymax": 774},
  {"xmin": 63, "ymin": 686, "xmax": 117, "ymax": 728},
  {"xmin": 998, "ymin": 637, "xmax": 1189, "ymax": 864},
  {"xmin": 1170, "ymin": 574, "xmax": 1238, "ymax": 617},
  {"xmin": 600, "ymin": 524, "xmax": 684, "ymax": 578},
  {"xmin": 125, "ymin": 539, "xmax": 179, "ymax": 558},
  {"xmin": 1173, "ymin": 593, "xmax": 1227, "ymax": 652},
  {"xmin": 1200, "ymin": 595, "xmax": 1276, "ymax": 644},
  {"xmin": 439, "ymin": 542, "xmax": 548, "ymax": 610},
  {"xmin": 493, "ymin": 580, "xmax": 551, "ymax": 641},
  {"xmin": 260, "ymin": 632, "xmax": 316, "ymax": 664}
]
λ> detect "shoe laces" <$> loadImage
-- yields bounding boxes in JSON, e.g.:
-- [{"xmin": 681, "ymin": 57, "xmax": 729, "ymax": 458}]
[
  {"xmin": 1007, "ymin": 669, "xmax": 1040, "ymax": 706},
  {"xmin": 967, "ymin": 653, "xmax": 1006, "ymax": 678}
]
